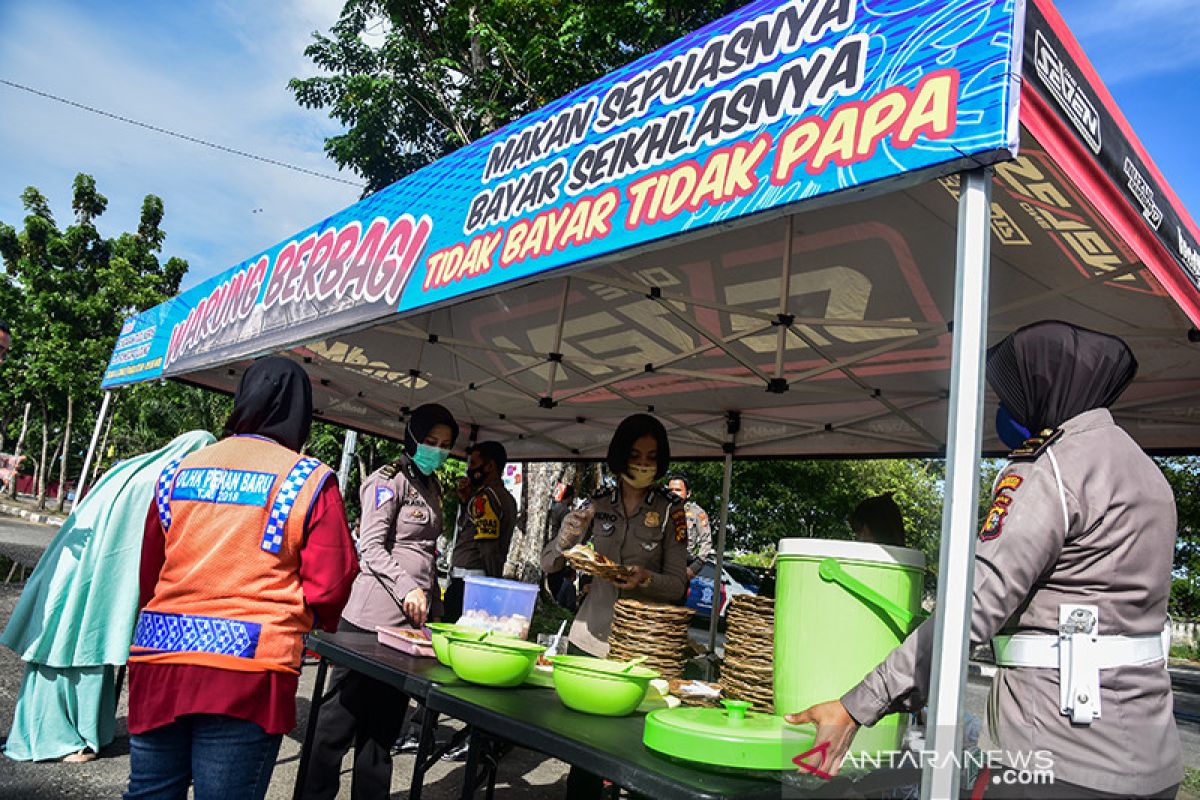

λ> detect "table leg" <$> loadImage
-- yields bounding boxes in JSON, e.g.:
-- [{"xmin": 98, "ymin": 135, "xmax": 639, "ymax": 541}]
[
  {"xmin": 292, "ymin": 656, "xmax": 329, "ymax": 800},
  {"xmin": 459, "ymin": 727, "xmax": 484, "ymax": 799},
  {"xmin": 410, "ymin": 702, "xmax": 439, "ymax": 800}
]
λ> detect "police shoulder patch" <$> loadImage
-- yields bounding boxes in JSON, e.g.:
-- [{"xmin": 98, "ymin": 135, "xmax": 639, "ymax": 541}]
[
  {"xmin": 671, "ymin": 507, "xmax": 687, "ymax": 543},
  {"xmin": 980, "ymin": 474, "xmax": 1023, "ymax": 541},
  {"xmin": 374, "ymin": 485, "xmax": 396, "ymax": 509},
  {"xmin": 1008, "ymin": 428, "xmax": 1063, "ymax": 461}
]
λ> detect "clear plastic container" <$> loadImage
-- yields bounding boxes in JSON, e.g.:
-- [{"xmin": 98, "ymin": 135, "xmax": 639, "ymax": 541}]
[{"xmin": 460, "ymin": 576, "xmax": 539, "ymax": 639}]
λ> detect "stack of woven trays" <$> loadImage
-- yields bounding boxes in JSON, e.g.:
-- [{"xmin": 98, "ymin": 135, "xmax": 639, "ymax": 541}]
[
  {"xmin": 720, "ymin": 594, "xmax": 775, "ymax": 713},
  {"xmin": 608, "ymin": 599, "xmax": 694, "ymax": 680}
]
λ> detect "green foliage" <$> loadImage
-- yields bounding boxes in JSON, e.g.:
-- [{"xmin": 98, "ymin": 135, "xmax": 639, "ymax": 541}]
[
  {"xmin": 730, "ymin": 550, "xmax": 776, "ymax": 568},
  {"xmin": 0, "ymin": 175, "xmax": 189, "ymax": 498},
  {"xmin": 673, "ymin": 458, "xmax": 944, "ymax": 569},
  {"xmin": 291, "ymin": 0, "xmax": 729, "ymax": 192},
  {"xmin": 1159, "ymin": 457, "xmax": 1200, "ymax": 617}
]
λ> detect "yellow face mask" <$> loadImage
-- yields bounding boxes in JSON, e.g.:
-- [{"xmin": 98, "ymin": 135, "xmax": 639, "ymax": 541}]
[{"xmin": 621, "ymin": 463, "xmax": 657, "ymax": 489}]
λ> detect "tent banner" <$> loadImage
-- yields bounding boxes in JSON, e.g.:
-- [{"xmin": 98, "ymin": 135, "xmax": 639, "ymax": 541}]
[
  {"xmin": 1023, "ymin": 0, "xmax": 1200, "ymax": 295},
  {"xmin": 104, "ymin": 0, "xmax": 1020, "ymax": 388}
]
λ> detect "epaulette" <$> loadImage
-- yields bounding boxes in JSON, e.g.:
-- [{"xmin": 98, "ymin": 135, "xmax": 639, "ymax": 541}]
[
  {"xmin": 591, "ymin": 486, "xmax": 614, "ymax": 501},
  {"xmin": 378, "ymin": 459, "xmax": 404, "ymax": 480},
  {"xmin": 1008, "ymin": 428, "xmax": 1062, "ymax": 461}
]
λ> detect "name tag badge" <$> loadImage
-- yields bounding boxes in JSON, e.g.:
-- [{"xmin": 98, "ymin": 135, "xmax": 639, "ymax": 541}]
[{"xmin": 172, "ymin": 468, "xmax": 276, "ymax": 506}]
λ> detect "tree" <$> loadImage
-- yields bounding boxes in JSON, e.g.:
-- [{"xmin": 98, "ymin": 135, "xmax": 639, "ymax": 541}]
[
  {"xmin": 0, "ymin": 175, "xmax": 188, "ymax": 508},
  {"xmin": 291, "ymin": 0, "xmax": 730, "ymax": 193},
  {"xmin": 292, "ymin": 0, "xmax": 733, "ymax": 576}
]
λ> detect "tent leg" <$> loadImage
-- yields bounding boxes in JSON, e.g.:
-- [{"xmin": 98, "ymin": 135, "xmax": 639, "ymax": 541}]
[
  {"xmin": 922, "ymin": 167, "xmax": 992, "ymax": 800},
  {"xmin": 71, "ymin": 390, "xmax": 112, "ymax": 512},
  {"xmin": 706, "ymin": 413, "xmax": 740, "ymax": 666},
  {"xmin": 337, "ymin": 429, "xmax": 359, "ymax": 490}
]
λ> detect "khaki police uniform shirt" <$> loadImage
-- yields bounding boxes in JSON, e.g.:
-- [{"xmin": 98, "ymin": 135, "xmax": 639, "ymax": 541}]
[
  {"xmin": 839, "ymin": 409, "xmax": 1181, "ymax": 795},
  {"xmin": 451, "ymin": 479, "xmax": 518, "ymax": 577},
  {"xmin": 341, "ymin": 457, "xmax": 444, "ymax": 631},
  {"xmin": 684, "ymin": 500, "xmax": 714, "ymax": 570},
  {"xmin": 540, "ymin": 484, "xmax": 689, "ymax": 657}
]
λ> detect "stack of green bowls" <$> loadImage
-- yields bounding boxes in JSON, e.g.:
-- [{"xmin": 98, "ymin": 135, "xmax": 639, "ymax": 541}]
[{"xmin": 444, "ymin": 630, "xmax": 544, "ymax": 687}]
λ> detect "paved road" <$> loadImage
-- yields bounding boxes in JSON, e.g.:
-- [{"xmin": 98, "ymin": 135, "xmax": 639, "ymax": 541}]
[{"xmin": 0, "ymin": 517, "xmax": 55, "ymax": 578}]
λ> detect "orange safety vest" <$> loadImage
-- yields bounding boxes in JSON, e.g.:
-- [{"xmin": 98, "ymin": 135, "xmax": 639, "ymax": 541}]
[{"xmin": 129, "ymin": 435, "xmax": 332, "ymax": 674}]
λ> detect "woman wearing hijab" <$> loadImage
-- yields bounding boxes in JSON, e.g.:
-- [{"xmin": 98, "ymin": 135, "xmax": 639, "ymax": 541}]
[
  {"xmin": 789, "ymin": 321, "xmax": 1182, "ymax": 798},
  {"xmin": 303, "ymin": 402, "xmax": 458, "ymax": 800},
  {"xmin": 124, "ymin": 356, "xmax": 358, "ymax": 800},
  {"xmin": 1, "ymin": 430, "xmax": 215, "ymax": 763}
]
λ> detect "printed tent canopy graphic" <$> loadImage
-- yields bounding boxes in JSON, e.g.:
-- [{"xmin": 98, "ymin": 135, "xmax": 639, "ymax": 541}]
[{"xmin": 103, "ymin": 0, "xmax": 1200, "ymax": 461}]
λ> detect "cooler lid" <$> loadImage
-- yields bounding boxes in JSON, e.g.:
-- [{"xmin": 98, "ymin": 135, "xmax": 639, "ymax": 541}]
[
  {"xmin": 777, "ymin": 538, "xmax": 925, "ymax": 569},
  {"xmin": 643, "ymin": 700, "xmax": 815, "ymax": 771}
]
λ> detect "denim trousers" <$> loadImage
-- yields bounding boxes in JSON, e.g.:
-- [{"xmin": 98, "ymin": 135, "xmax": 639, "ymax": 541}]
[{"xmin": 124, "ymin": 714, "xmax": 282, "ymax": 800}]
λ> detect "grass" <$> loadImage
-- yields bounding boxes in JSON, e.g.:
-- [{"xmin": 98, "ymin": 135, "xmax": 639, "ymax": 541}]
[
  {"xmin": 1182, "ymin": 767, "xmax": 1200, "ymax": 796},
  {"xmin": 1172, "ymin": 642, "xmax": 1200, "ymax": 663}
]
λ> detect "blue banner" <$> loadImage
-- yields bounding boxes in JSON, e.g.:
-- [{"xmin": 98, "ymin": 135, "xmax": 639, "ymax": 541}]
[{"xmin": 103, "ymin": 0, "xmax": 1021, "ymax": 388}]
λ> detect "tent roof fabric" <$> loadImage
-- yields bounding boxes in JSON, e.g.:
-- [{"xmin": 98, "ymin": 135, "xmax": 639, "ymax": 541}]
[
  {"xmin": 175, "ymin": 129, "xmax": 1200, "ymax": 459},
  {"xmin": 101, "ymin": 0, "xmax": 1200, "ymax": 461}
]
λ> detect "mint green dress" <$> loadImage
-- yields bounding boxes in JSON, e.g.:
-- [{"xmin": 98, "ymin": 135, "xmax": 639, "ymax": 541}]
[{"xmin": 0, "ymin": 430, "xmax": 215, "ymax": 761}]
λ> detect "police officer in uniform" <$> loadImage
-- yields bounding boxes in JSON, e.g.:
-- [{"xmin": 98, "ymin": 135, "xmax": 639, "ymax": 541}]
[
  {"xmin": 789, "ymin": 321, "xmax": 1182, "ymax": 798},
  {"xmin": 541, "ymin": 413, "xmax": 688, "ymax": 657},
  {"xmin": 667, "ymin": 474, "xmax": 713, "ymax": 580},
  {"xmin": 304, "ymin": 403, "xmax": 458, "ymax": 800},
  {"xmin": 443, "ymin": 440, "xmax": 518, "ymax": 621}
]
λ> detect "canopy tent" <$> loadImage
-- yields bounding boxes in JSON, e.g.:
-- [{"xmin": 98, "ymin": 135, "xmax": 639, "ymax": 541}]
[{"xmin": 92, "ymin": 0, "xmax": 1200, "ymax": 796}]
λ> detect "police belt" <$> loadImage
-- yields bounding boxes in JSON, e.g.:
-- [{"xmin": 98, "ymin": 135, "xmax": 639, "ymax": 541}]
[
  {"xmin": 991, "ymin": 605, "xmax": 1169, "ymax": 726},
  {"xmin": 450, "ymin": 567, "xmax": 486, "ymax": 579}
]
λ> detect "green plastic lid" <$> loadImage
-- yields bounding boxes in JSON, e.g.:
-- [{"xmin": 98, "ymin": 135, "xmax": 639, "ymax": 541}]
[{"xmin": 643, "ymin": 700, "xmax": 815, "ymax": 771}]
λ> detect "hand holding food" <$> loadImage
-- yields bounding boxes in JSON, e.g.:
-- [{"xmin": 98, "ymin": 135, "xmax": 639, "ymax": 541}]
[{"xmin": 556, "ymin": 503, "xmax": 596, "ymax": 548}]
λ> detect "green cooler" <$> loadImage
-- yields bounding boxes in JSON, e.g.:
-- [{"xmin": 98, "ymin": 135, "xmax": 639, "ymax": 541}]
[{"xmin": 774, "ymin": 538, "xmax": 926, "ymax": 757}]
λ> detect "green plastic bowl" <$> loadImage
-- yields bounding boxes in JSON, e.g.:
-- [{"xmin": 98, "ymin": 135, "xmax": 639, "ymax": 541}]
[
  {"xmin": 446, "ymin": 634, "xmax": 543, "ymax": 687},
  {"xmin": 548, "ymin": 655, "xmax": 660, "ymax": 716},
  {"xmin": 427, "ymin": 622, "xmax": 483, "ymax": 666}
]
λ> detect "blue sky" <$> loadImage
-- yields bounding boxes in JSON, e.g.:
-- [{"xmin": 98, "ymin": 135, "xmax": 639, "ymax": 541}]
[{"xmin": 1, "ymin": 1, "xmax": 1198, "ymax": 293}]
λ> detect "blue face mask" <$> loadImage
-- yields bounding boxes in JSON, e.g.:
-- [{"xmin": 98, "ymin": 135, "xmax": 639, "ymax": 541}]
[
  {"xmin": 996, "ymin": 404, "xmax": 1031, "ymax": 450},
  {"xmin": 412, "ymin": 443, "xmax": 450, "ymax": 475}
]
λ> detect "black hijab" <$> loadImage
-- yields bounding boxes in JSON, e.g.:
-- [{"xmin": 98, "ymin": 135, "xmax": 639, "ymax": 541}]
[
  {"xmin": 607, "ymin": 414, "xmax": 671, "ymax": 478},
  {"xmin": 985, "ymin": 321, "xmax": 1137, "ymax": 432},
  {"xmin": 403, "ymin": 403, "xmax": 459, "ymax": 456},
  {"xmin": 223, "ymin": 356, "xmax": 313, "ymax": 452}
]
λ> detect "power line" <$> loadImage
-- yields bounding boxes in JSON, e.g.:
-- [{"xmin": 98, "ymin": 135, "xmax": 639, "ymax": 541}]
[{"xmin": 1, "ymin": 78, "xmax": 366, "ymax": 189}]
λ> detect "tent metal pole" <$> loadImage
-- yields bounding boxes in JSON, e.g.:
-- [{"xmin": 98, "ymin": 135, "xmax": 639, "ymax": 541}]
[
  {"xmin": 337, "ymin": 429, "xmax": 359, "ymax": 490},
  {"xmin": 707, "ymin": 412, "xmax": 739, "ymax": 659},
  {"xmin": 922, "ymin": 166, "xmax": 992, "ymax": 800},
  {"xmin": 546, "ymin": 279, "xmax": 571, "ymax": 399},
  {"xmin": 774, "ymin": 216, "xmax": 794, "ymax": 379},
  {"xmin": 71, "ymin": 390, "xmax": 112, "ymax": 512}
]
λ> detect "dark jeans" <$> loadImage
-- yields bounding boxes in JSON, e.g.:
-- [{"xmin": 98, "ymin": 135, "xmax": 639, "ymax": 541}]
[
  {"xmin": 301, "ymin": 620, "xmax": 410, "ymax": 800},
  {"xmin": 124, "ymin": 714, "xmax": 281, "ymax": 800},
  {"xmin": 442, "ymin": 577, "xmax": 465, "ymax": 623}
]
